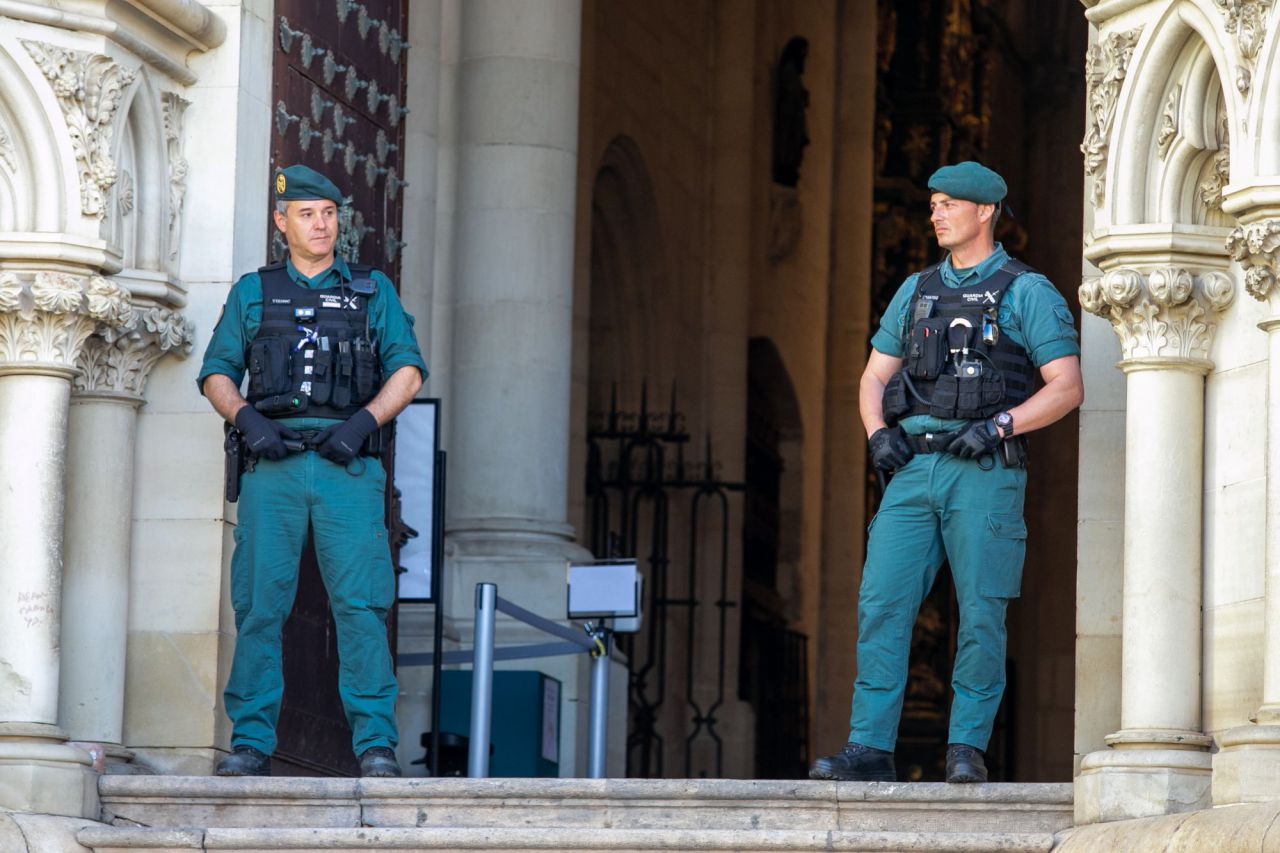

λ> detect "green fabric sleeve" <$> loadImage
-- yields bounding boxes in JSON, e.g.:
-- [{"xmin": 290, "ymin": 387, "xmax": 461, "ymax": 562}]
[
  {"xmin": 370, "ymin": 272, "xmax": 428, "ymax": 380},
  {"xmin": 869, "ymin": 273, "xmax": 922, "ymax": 357},
  {"xmin": 1001, "ymin": 274, "xmax": 1080, "ymax": 367},
  {"xmin": 195, "ymin": 273, "xmax": 263, "ymax": 394}
]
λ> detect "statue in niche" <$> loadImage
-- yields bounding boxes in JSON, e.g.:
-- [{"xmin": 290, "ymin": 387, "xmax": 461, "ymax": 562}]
[{"xmin": 771, "ymin": 37, "xmax": 810, "ymax": 188}]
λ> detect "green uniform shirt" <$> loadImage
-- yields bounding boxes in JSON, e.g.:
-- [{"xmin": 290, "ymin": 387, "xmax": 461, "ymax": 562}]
[
  {"xmin": 197, "ymin": 256, "xmax": 427, "ymax": 396},
  {"xmin": 870, "ymin": 243, "xmax": 1079, "ymax": 435}
]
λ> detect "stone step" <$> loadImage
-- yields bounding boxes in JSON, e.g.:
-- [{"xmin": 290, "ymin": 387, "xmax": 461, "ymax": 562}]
[
  {"xmin": 99, "ymin": 778, "xmax": 1073, "ymax": 835},
  {"xmin": 78, "ymin": 825, "xmax": 1059, "ymax": 852}
]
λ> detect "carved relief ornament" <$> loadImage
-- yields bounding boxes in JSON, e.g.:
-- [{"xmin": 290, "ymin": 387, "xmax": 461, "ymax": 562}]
[
  {"xmin": 0, "ymin": 123, "xmax": 15, "ymax": 174},
  {"xmin": 21, "ymin": 41, "xmax": 136, "ymax": 218},
  {"xmin": 1226, "ymin": 219, "xmax": 1280, "ymax": 300},
  {"xmin": 1080, "ymin": 266, "xmax": 1235, "ymax": 362},
  {"xmin": 1213, "ymin": 0, "xmax": 1274, "ymax": 97},
  {"xmin": 75, "ymin": 304, "xmax": 194, "ymax": 397},
  {"xmin": 1082, "ymin": 28, "xmax": 1141, "ymax": 209},
  {"xmin": 0, "ymin": 273, "xmax": 131, "ymax": 371},
  {"xmin": 162, "ymin": 92, "xmax": 190, "ymax": 263}
]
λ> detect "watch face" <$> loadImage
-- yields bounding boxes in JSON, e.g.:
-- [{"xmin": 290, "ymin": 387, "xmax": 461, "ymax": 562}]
[{"xmin": 996, "ymin": 413, "xmax": 1013, "ymax": 428}]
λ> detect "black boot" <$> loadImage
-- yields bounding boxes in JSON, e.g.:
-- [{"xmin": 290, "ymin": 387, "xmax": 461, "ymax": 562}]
[
  {"xmin": 215, "ymin": 746, "xmax": 271, "ymax": 777},
  {"xmin": 808, "ymin": 743, "xmax": 896, "ymax": 781},
  {"xmin": 945, "ymin": 743, "xmax": 987, "ymax": 783},
  {"xmin": 359, "ymin": 746, "xmax": 402, "ymax": 777}
]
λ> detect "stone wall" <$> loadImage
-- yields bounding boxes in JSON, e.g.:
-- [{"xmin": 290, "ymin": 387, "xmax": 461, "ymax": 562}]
[{"xmin": 1075, "ymin": 0, "xmax": 1280, "ymax": 824}]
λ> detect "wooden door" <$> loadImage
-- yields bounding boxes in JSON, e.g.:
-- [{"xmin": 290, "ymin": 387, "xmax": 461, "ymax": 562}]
[{"xmin": 268, "ymin": 0, "xmax": 408, "ymax": 776}]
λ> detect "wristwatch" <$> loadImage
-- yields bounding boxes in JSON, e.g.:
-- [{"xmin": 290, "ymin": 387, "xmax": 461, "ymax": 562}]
[{"xmin": 994, "ymin": 411, "xmax": 1014, "ymax": 437}]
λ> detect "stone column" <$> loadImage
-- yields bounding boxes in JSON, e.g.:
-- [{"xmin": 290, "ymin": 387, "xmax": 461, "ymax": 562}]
[
  {"xmin": 59, "ymin": 307, "xmax": 193, "ymax": 765},
  {"xmin": 1215, "ymin": 214, "xmax": 1280, "ymax": 803},
  {"xmin": 0, "ymin": 271, "xmax": 130, "ymax": 816},
  {"xmin": 445, "ymin": 0, "xmax": 591, "ymax": 773},
  {"xmin": 450, "ymin": 0, "xmax": 581, "ymax": 535},
  {"xmin": 1075, "ymin": 265, "xmax": 1234, "ymax": 823}
]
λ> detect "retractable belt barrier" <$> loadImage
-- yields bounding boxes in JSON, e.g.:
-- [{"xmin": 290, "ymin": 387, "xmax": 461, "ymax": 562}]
[{"xmin": 398, "ymin": 582, "xmax": 613, "ymax": 779}]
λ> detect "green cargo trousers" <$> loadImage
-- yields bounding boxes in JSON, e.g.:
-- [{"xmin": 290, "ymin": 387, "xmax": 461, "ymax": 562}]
[
  {"xmin": 224, "ymin": 433, "xmax": 398, "ymax": 757},
  {"xmin": 849, "ymin": 450, "xmax": 1027, "ymax": 752}
]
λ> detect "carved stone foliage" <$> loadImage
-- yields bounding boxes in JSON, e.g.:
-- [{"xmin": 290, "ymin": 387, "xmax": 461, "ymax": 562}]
[
  {"xmin": 0, "ymin": 122, "xmax": 15, "ymax": 174},
  {"xmin": 1157, "ymin": 85, "xmax": 1181, "ymax": 160},
  {"xmin": 1199, "ymin": 107, "xmax": 1231, "ymax": 214},
  {"xmin": 0, "ymin": 273, "xmax": 131, "ymax": 370},
  {"xmin": 1213, "ymin": 0, "xmax": 1274, "ymax": 98},
  {"xmin": 1080, "ymin": 266, "xmax": 1235, "ymax": 361},
  {"xmin": 162, "ymin": 93, "xmax": 190, "ymax": 263},
  {"xmin": 1226, "ymin": 220, "xmax": 1280, "ymax": 300},
  {"xmin": 22, "ymin": 41, "xmax": 136, "ymax": 219},
  {"xmin": 1082, "ymin": 28, "xmax": 1142, "ymax": 209},
  {"xmin": 74, "ymin": 304, "xmax": 194, "ymax": 397}
]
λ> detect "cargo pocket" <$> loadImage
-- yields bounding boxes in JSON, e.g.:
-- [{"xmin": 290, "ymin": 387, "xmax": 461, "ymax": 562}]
[
  {"xmin": 369, "ymin": 523, "xmax": 395, "ymax": 612},
  {"xmin": 979, "ymin": 513, "xmax": 1026, "ymax": 598},
  {"xmin": 230, "ymin": 525, "xmax": 252, "ymax": 619}
]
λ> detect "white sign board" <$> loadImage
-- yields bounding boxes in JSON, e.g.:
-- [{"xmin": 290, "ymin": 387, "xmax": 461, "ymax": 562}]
[
  {"xmin": 567, "ymin": 560, "xmax": 639, "ymax": 619},
  {"xmin": 394, "ymin": 399, "xmax": 440, "ymax": 601}
]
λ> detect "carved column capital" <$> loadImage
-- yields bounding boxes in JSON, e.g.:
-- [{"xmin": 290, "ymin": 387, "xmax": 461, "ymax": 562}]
[
  {"xmin": 74, "ymin": 304, "xmax": 194, "ymax": 398},
  {"xmin": 1226, "ymin": 219, "xmax": 1280, "ymax": 301},
  {"xmin": 1080, "ymin": 266, "xmax": 1236, "ymax": 364},
  {"xmin": 0, "ymin": 272, "xmax": 132, "ymax": 376}
]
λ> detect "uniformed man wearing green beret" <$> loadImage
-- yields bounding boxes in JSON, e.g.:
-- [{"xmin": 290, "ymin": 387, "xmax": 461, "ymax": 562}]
[
  {"xmin": 810, "ymin": 161, "xmax": 1084, "ymax": 784},
  {"xmin": 198, "ymin": 164, "xmax": 426, "ymax": 777}
]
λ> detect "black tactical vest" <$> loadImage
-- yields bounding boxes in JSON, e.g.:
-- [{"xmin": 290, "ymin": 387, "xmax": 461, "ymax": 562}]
[
  {"xmin": 244, "ymin": 262, "xmax": 382, "ymax": 419},
  {"xmin": 881, "ymin": 259, "xmax": 1037, "ymax": 425}
]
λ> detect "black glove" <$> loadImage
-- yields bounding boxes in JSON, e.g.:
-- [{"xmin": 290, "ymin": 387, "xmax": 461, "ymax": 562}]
[
  {"xmin": 235, "ymin": 406, "xmax": 301, "ymax": 462},
  {"xmin": 315, "ymin": 409, "xmax": 379, "ymax": 465},
  {"xmin": 946, "ymin": 419, "xmax": 1002, "ymax": 459},
  {"xmin": 868, "ymin": 427, "xmax": 914, "ymax": 471}
]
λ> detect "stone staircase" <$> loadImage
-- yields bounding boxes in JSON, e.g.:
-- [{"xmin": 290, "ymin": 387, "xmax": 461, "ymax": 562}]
[{"xmin": 80, "ymin": 777, "xmax": 1073, "ymax": 852}]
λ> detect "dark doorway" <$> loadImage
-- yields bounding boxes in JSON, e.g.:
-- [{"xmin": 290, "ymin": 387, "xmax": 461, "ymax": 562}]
[
  {"xmin": 868, "ymin": 0, "xmax": 1084, "ymax": 781},
  {"xmin": 739, "ymin": 339, "xmax": 808, "ymax": 779}
]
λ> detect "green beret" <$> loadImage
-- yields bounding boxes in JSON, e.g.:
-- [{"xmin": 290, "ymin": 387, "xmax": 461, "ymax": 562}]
[
  {"xmin": 274, "ymin": 164, "xmax": 343, "ymax": 205},
  {"xmin": 927, "ymin": 161, "xmax": 1007, "ymax": 205}
]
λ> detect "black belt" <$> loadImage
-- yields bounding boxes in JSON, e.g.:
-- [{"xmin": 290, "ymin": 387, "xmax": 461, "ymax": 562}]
[{"xmin": 903, "ymin": 431, "xmax": 958, "ymax": 454}]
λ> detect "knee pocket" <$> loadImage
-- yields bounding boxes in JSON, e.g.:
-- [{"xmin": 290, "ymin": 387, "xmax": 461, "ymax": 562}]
[
  {"xmin": 368, "ymin": 523, "xmax": 395, "ymax": 612},
  {"xmin": 978, "ymin": 513, "xmax": 1026, "ymax": 598},
  {"xmin": 230, "ymin": 525, "xmax": 252, "ymax": 616}
]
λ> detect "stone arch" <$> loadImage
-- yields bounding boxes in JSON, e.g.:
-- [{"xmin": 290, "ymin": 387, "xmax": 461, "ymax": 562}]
[
  {"xmin": 1107, "ymin": 1, "xmax": 1238, "ymax": 227},
  {"xmin": 0, "ymin": 39, "xmax": 70, "ymax": 234},
  {"xmin": 1250, "ymin": 7, "xmax": 1280, "ymax": 174},
  {"xmin": 111, "ymin": 74, "xmax": 168, "ymax": 272},
  {"xmin": 587, "ymin": 135, "xmax": 677, "ymax": 413}
]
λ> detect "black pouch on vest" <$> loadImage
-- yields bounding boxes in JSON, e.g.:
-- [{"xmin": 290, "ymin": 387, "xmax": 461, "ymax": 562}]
[
  {"xmin": 929, "ymin": 374, "xmax": 959, "ymax": 419},
  {"xmin": 352, "ymin": 344, "xmax": 378, "ymax": 404},
  {"xmin": 310, "ymin": 350, "xmax": 334, "ymax": 405},
  {"xmin": 955, "ymin": 374, "xmax": 987, "ymax": 419},
  {"xmin": 248, "ymin": 338, "xmax": 291, "ymax": 396},
  {"xmin": 906, "ymin": 318, "xmax": 948, "ymax": 380},
  {"xmin": 979, "ymin": 371, "xmax": 1006, "ymax": 416},
  {"xmin": 332, "ymin": 350, "xmax": 354, "ymax": 409},
  {"xmin": 881, "ymin": 372, "xmax": 911, "ymax": 426}
]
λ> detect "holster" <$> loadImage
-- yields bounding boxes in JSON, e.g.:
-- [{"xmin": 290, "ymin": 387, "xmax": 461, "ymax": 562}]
[
  {"xmin": 998, "ymin": 435, "xmax": 1029, "ymax": 469},
  {"xmin": 224, "ymin": 424, "xmax": 245, "ymax": 503}
]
